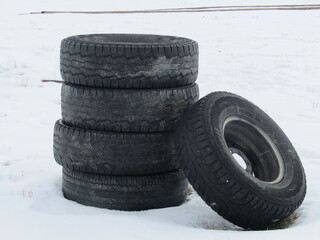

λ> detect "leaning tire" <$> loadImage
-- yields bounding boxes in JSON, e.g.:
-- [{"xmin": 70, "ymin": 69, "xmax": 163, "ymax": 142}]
[
  {"xmin": 62, "ymin": 168, "xmax": 188, "ymax": 211},
  {"xmin": 61, "ymin": 83, "xmax": 199, "ymax": 132},
  {"xmin": 175, "ymin": 92, "xmax": 306, "ymax": 229},
  {"xmin": 60, "ymin": 34, "xmax": 198, "ymax": 88},
  {"xmin": 53, "ymin": 120, "xmax": 177, "ymax": 175}
]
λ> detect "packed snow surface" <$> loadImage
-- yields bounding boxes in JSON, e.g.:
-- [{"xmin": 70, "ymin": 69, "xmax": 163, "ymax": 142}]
[{"xmin": 1, "ymin": 0, "xmax": 320, "ymax": 239}]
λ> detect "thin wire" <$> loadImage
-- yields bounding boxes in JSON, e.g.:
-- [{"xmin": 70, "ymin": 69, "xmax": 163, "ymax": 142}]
[
  {"xmin": 29, "ymin": 6, "xmax": 320, "ymax": 15},
  {"xmin": 148, "ymin": 4, "xmax": 320, "ymax": 11}
]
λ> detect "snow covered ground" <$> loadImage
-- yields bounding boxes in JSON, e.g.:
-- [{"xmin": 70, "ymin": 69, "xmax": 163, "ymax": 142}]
[{"xmin": 1, "ymin": 0, "xmax": 320, "ymax": 239}]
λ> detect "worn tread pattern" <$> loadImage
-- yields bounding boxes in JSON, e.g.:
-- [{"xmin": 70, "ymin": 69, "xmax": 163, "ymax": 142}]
[
  {"xmin": 62, "ymin": 168, "xmax": 188, "ymax": 211},
  {"xmin": 175, "ymin": 92, "xmax": 306, "ymax": 229},
  {"xmin": 54, "ymin": 120, "xmax": 178, "ymax": 175},
  {"xmin": 61, "ymin": 83, "xmax": 199, "ymax": 132},
  {"xmin": 60, "ymin": 34, "xmax": 198, "ymax": 88}
]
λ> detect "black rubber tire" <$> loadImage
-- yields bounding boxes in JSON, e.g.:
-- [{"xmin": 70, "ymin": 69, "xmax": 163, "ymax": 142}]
[
  {"xmin": 60, "ymin": 34, "xmax": 198, "ymax": 88},
  {"xmin": 54, "ymin": 120, "xmax": 178, "ymax": 175},
  {"xmin": 175, "ymin": 92, "xmax": 306, "ymax": 229},
  {"xmin": 61, "ymin": 82, "xmax": 199, "ymax": 132},
  {"xmin": 62, "ymin": 168, "xmax": 188, "ymax": 211}
]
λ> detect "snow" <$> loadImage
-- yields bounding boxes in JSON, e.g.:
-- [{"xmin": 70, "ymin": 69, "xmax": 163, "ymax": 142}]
[{"xmin": 1, "ymin": 0, "xmax": 320, "ymax": 239}]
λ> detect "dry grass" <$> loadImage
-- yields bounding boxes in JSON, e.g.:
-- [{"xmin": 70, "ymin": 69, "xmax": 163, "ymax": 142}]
[{"xmin": 268, "ymin": 212, "xmax": 300, "ymax": 230}]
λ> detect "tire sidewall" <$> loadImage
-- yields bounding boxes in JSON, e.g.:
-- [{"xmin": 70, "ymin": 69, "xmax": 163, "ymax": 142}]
[{"xmin": 205, "ymin": 93, "xmax": 306, "ymax": 203}]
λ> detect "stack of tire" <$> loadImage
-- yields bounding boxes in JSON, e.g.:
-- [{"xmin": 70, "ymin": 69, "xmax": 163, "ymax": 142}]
[
  {"xmin": 53, "ymin": 33, "xmax": 306, "ymax": 230},
  {"xmin": 53, "ymin": 34, "xmax": 200, "ymax": 210}
]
